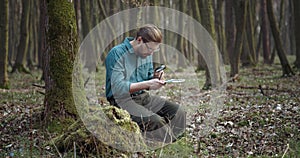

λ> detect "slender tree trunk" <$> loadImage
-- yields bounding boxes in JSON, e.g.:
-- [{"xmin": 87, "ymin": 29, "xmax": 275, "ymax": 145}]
[
  {"xmin": 225, "ymin": 0, "xmax": 235, "ymax": 65},
  {"xmin": 199, "ymin": 0, "xmax": 221, "ymax": 89},
  {"xmin": 8, "ymin": 0, "xmax": 16, "ymax": 67},
  {"xmin": 0, "ymin": 0, "xmax": 9, "ymax": 88},
  {"xmin": 12, "ymin": 0, "xmax": 31, "ymax": 73},
  {"xmin": 215, "ymin": 0, "xmax": 227, "ymax": 64},
  {"xmin": 80, "ymin": 0, "xmax": 91, "ymax": 39},
  {"xmin": 33, "ymin": 1, "xmax": 40, "ymax": 67},
  {"xmin": 191, "ymin": 0, "xmax": 204, "ymax": 71},
  {"xmin": 289, "ymin": 0, "xmax": 296, "ymax": 56},
  {"xmin": 293, "ymin": 0, "xmax": 300, "ymax": 68},
  {"xmin": 230, "ymin": 0, "xmax": 247, "ymax": 77},
  {"xmin": 270, "ymin": 0, "xmax": 285, "ymax": 64},
  {"xmin": 256, "ymin": 28, "xmax": 262, "ymax": 62},
  {"xmin": 245, "ymin": 0, "xmax": 256, "ymax": 65},
  {"xmin": 176, "ymin": 0, "xmax": 186, "ymax": 68},
  {"xmin": 38, "ymin": 0, "xmax": 46, "ymax": 70},
  {"xmin": 74, "ymin": 0, "xmax": 81, "ymax": 40},
  {"xmin": 27, "ymin": 0, "xmax": 35, "ymax": 69},
  {"xmin": 261, "ymin": 0, "xmax": 271, "ymax": 64},
  {"xmin": 266, "ymin": 0, "xmax": 294, "ymax": 76},
  {"xmin": 38, "ymin": 0, "xmax": 47, "ymax": 83},
  {"xmin": 44, "ymin": 0, "xmax": 79, "ymax": 128}
]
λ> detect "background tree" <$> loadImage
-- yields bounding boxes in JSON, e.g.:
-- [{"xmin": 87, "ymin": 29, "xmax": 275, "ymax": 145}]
[
  {"xmin": 214, "ymin": 0, "xmax": 227, "ymax": 64},
  {"xmin": 266, "ymin": 0, "xmax": 294, "ymax": 76},
  {"xmin": 230, "ymin": 0, "xmax": 247, "ymax": 77},
  {"xmin": 38, "ymin": 0, "xmax": 46, "ymax": 71},
  {"xmin": 8, "ymin": 0, "xmax": 21, "ymax": 67},
  {"xmin": 80, "ymin": 0, "xmax": 91, "ymax": 40},
  {"xmin": 0, "ymin": 0, "xmax": 9, "ymax": 88},
  {"xmin": 43, "ymin": 0, "xmax": 79, "ymax": 129},
  {"xmin": 199, "ymin": 0, "xmax": 218, "ymax": 89},
  {"xmin": 293, "ymin": 0, "xmax": 300, "ymax": 68},
  {"xmin": 242, "ymin": 0, "xmax": 257, "ymax": 66},
  {"xmin": 261, "ymin": 0, "xmax": 271, "ymax": 64},
  {"xmin": 225, "ymin": 0, "xmax": 235, "ymax": 66},
  {"xmin": 12, "ymin": 0, "xmax": 31, "ymax": 73}
]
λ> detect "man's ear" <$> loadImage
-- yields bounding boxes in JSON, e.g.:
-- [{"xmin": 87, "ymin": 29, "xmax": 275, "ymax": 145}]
[{"xmin": 136, "ymin": 36, "xmax": 143, "ymax": 43}]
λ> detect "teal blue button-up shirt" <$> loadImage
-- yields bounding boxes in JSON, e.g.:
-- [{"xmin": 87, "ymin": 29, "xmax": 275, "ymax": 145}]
[{"xmin": 105, "ymin": 37, "xmax": 154, "ymax": 99}]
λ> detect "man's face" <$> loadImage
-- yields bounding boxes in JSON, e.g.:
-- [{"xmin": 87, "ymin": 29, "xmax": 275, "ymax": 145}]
[{"xmin": 137, "ymin": 42, "xmax": 160, "ymax": 58}]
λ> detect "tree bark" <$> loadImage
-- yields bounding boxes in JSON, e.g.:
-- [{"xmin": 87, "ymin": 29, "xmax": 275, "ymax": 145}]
[
  {"xmin": 245, "ymin": 0, "xmax": 257, "ymax": 65},
  {"xmin": 293, "ymin": 0, "xmax": 300, "ymax": 68},
  {"xmin": 0, "ymin": 0, "xmax": 9, "ymax": 88},
  {"xmin": 215, "ymin": 0, "xmax": 227, "ymax": 64},
  {"xmin": 225, "ymin": 0, "xmax": 235, "ymax": 65},
  {"xmin": 176, "ymin": 0, "xmax": 186, "ymax": 69},
  {"xmin": 12, "ymin": 0, "xmax": 31, "ymax": 73},
  {"xmin": 27, "ymin": 0, "xmax": 37, "ymax": 69},
  {"xmin": 230, "ymin": 0, "xmax": 247, "ymax": 77},
  {"xmin": 199, "ymin": 0, "xmax": 222, "ymax": 89},
  {"xmin": 266, "ymin": 0, "xmax": 294, "ymax": 76},
  {"xmin": 261, "ymin": 0, "xmax": 271, "ymax": 64},
  {"xmin": 44, "ymin": 0, "xmax": 79, "ymax": 129},
  {"xmin": 191, "ymin": 0, "xmax": 205, "ymax": 71},
  {"xmin": 38, "ymin": 0, "xmax": 47, "ymax": 71},
  {"xmin": 80, "ymin": 0, "xmax": 91, "ymax": 39},
  {"xmin": 8, "ymin": 0, "xmax": 18, "ymax": 67}
]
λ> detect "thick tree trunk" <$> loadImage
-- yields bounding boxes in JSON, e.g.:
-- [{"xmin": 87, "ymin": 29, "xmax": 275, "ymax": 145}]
[
  {"xmin": 293, "ymin": 0, "xmax": 300, "ymax": 68},
  {"xmin": 0, "ymin": 0, "xmax": 9, "ymax": 88},
  {"xmin": 266, "ymin": 0, "xmax": 294, "ymax": 76},
  {"xmin": 44, "ymin": 0, "xmax": 79, "ymax": 130},
  {"xmin": 12, "ymin": 0, "xmax": 31, "ymax": 73}
]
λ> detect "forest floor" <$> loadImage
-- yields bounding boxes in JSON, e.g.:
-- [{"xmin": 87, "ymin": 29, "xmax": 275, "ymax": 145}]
[{"xmin": 0, "ymin": 58, "xmax": 300, "ymax": 157}]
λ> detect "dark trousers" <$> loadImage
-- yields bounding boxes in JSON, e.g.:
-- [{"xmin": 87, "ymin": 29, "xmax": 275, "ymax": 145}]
[{"xmin": 108, "ymin": 92, "xmax": 186, "ymax": 144}]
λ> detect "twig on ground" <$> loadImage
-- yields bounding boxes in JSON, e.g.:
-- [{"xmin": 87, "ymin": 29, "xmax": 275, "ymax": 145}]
[
  {"xmin": 46, "ymin": 130, "xmax": 63, "ymax": 158},
  {"xmin": 282, "ymin": 144, "xmax": 289, "ymax": 158},
  {"xmin": 32, "ymin": 83, "xmax": 45, "ymax": 89},
  {"xmin": 74, "ymin": 141, "xmax": 76, "ymax": 158}
]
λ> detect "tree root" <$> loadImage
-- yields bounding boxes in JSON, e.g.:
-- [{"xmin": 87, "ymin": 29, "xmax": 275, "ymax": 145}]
[{"xmin": 47, "ymin": 106, "xmax": 146, "ymax": 157}]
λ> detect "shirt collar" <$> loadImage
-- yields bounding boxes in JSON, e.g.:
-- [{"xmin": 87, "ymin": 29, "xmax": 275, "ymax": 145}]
[{"xmin": 123, "ymin": 37, "xmax": 135, "ymax": 54}]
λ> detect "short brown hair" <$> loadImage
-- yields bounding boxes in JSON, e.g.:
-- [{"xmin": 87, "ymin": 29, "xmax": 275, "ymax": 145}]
[{"xmin": 135, "ymin": 24, "xmax": 162, "ymax": 43}]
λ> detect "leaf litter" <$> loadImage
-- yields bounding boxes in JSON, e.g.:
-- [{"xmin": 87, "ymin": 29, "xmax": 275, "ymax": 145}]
[{"xmin": 0, "ymin": 66, "xmax": 300, "ymax": 157}]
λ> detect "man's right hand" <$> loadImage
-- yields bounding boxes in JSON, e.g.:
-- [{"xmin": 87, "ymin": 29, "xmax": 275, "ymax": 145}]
[
  {"xmin": 148, "ymin": 78, "xmax": 165, "ymax": 90},
  {"xmin": 129, "ymin": 78, "xmax": 165, "ymax": 93}
]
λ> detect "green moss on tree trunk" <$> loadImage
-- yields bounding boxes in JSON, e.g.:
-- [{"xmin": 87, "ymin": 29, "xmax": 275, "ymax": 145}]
[{"xmin": 44, "ymin": 0, "xmax": 79, "ymax": 130}]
